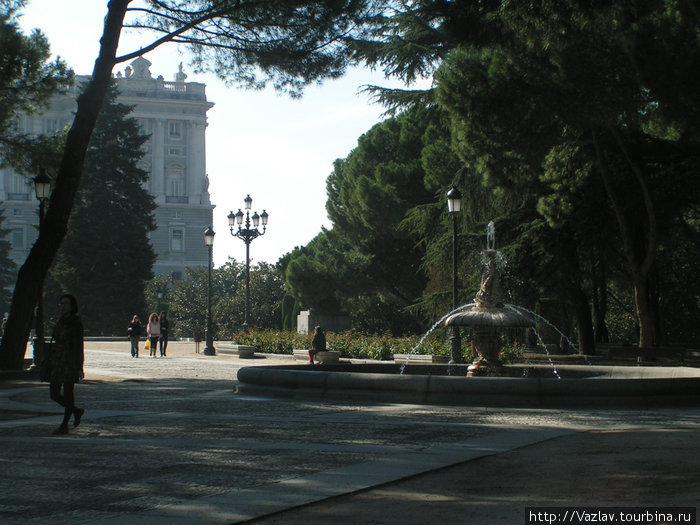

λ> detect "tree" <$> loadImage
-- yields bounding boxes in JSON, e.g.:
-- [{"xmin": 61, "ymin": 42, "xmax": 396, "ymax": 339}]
[
  {"xmin": 0, "ymin": 1, "xmax": 72, "ymax": 173},
  {"xmin": 353, "ymin": 0, "xmax": 700, "ymax": 348},
  {"xmin": 46, "ymin": 82, "xmax": 156, "ymax": 336},
  {"xmin": 151, "ymin": 259, "xmax": 285, "ymax": 340},
  {"xmin": 433, "ymin": 1, "xmax": 700, "ymax": 348},
  {"xmin": 0, "ymin": 209, "xmax": 16, "ymax": 312},
  {"xmin": 1, "ymin": 0, "xmax": 387, "ymax": 369},
  {"xmin": 288, "ymin": 108, "xmax": 434, "ymax": 325}
]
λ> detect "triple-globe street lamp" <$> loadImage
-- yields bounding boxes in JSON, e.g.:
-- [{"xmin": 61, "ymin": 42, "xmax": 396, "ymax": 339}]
[
  {"xmin": 446, "ymin": 187, "xmax": 462, "ymax": 366},
  {"xmin": 227, "ymin": 195, "xmax": 268, "ymax": 331},
  {"xmin": 203, "ymin": 226, "xmax": 216, "ymax": 356}
]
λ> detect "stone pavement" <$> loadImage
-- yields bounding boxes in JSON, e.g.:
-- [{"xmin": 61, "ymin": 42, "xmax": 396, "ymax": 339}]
[{"xmin": 0, "ymin": 341, "xmax": 698, "ymax": 524}]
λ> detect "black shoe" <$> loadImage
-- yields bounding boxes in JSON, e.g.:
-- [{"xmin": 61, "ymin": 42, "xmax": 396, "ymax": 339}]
[
  {"xmin": 73, "ymin": 408, "xmax": 84, "ymax": 428},
  {"xmin": 53, "ymin": 424, "xmax": 68, "ymax": 435}
]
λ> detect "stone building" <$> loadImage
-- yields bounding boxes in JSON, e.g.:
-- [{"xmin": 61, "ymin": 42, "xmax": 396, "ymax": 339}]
[{"xmin": 0, "ymin": 57, "xmax": 215, "ymax": 279}]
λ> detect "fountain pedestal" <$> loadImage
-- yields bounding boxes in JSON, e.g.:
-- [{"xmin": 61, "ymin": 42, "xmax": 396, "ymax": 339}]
[
  {"xmin": 467, "ymin": 328, "xmax": 506, "ymax": 376},
  {"xmin": 446, "ymin": 223, "xmax": 534, "ymax": 376}
]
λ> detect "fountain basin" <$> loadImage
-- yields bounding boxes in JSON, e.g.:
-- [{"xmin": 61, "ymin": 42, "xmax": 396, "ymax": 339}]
[
  {"xmin": 236, "ymin": 363, "xmax": 700, "ymax": 408},
  {"xmin": 445, "ymin": 306, "xmax": 534, "ymax": 328}
]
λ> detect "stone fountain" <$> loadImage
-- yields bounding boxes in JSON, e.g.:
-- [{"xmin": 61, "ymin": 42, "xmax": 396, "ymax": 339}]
[
  {"xmin": 445, "ymin": 222, "xmax": 534, "ymax": 376},
  {"xmin": 235, "ymin": 223, "xmax": 700, "ymax": 408}
]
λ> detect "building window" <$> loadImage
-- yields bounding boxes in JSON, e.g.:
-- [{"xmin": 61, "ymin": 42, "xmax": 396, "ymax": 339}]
[
  {"xmin": 168, "ymin": 147, "xmax": 182, "ymax": 156},
  {"xmin": 165, "ymin": 167, "xmax": 188, "ymax": 203},
  {"xmin": 11, "ymin": 118, "xmax": 24, "ymax": 133},
  {"xmin": 168, "ymin": 121, "xmax": 182, "ymax": 139},
  {"xmin": 7, "ymin": 174, "xmax": 29, "ymax": 200},
  {"xmin": 12, "ymin": 209, "xmax": 23, "ymax": 217},
  {"xmin": 173, "ymin": 211, "xmax": 183, "ymax": 219},
  {"xmin": 11, "ymin": 230, "xmax": 24, "ymax": 250},
  {"xmin": 170, "ymin": 228, "xmax": 184, "ymax": 252},
  {"xmin": 44, "ymin": 119, "xmax": 59, "ymax": 134}
]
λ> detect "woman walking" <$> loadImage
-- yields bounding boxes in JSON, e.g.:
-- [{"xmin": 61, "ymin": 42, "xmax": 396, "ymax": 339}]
[
  {"xmin": 45, "ymin": 294, "xmax": 85, "ymax": 435},
  {"xmin": 127, "ymin": 315, "xmax": 141, "ymax": 357},
  {"xmin": 146, "ymin": 313, "xmax": 160, "ymax": 357},
  {"xmin": 158, "ymin": 312, "xmax": 169, "ymax": 357}
]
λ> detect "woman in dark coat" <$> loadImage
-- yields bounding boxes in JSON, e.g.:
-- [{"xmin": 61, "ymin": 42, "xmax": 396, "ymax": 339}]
[
  {"xmin": 128, "ymin": 315, "xmax": 141, "ymax": 357},
  {"xmin": 158, "ymin": 312, "xmax": 169, "ymax": 357},
  {"xmin": 47, "ymin": 294, "xmax": 85, "ymax": 435},
  {"xmin": 309, "ymin": 325, "xmax": 326, "ymax": 364}
]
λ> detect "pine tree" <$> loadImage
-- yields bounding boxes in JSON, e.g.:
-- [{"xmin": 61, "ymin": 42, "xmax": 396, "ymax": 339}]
[
  {"xmin": 48, "ymin": 82, "xmax": 156, "ymax": 335},
  {"xmin": 0, "ymin": 209, "xmax": 17, "ymax": 312}
]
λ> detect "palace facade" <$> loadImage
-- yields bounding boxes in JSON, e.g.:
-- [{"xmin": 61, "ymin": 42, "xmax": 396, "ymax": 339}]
[{"xmin": 0, "ymin": 57, "xmax": 215, "ymax": 279}]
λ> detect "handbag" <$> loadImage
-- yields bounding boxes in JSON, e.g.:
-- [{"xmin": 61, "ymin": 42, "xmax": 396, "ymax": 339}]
[
  {"xmin": 39, "ymin": 340, "xmax": 71, "ymax": 383},
  {"xmin": 39, "ymin": 341, "xmax": 53, "ymax": 382},
  {"xmin": 145, "ymin": 338, "xmax": 150, "ymax": 350}
]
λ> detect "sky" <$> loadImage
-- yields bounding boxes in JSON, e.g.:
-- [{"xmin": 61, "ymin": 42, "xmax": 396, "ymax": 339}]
[{"xmin": 18, "ymin": 1, "xmax": 429, "ymax": 267}]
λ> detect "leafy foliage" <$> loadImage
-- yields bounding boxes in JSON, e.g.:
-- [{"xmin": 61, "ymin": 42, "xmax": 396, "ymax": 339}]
[
  {"xmin": 149, "ymin": 258, "xmax": 286, "ymax": 339},
  {"xmin": 0, "ymin": 3, "xmax": 72, "ymax": 172},
  {"xmin": 0, "ymin": 209, "xmax": 16, "ymax": 312},
  {"xmin": 46, "ymin": 82, "xmax": 156, "ymax": 335},
  {"xmin": 125, "ymin": 0, "xmax": 385, "ymax": 96},
  {"xmin": 286, "ymin": 107, "xmax": 446, "ymax": 332},
  {"xmin": 233, "ymin": 327, "xmax": 473, "ymax": 361}
]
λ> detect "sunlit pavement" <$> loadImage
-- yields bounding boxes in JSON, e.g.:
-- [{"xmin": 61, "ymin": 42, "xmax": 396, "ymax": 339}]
[{"xmin": 1, "ymin": 342, "xmax": 698, "ymax": 524}]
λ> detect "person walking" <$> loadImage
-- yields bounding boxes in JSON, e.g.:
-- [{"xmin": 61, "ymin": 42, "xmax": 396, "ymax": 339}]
[
  {"xmin": 146, "ymin": 313, "xmax": 160, "ymax": 357},
  {"xmin": 44, "ymin": 294, "xmax": 85, "ymax": 435},
  {"xmin": 309, "ymin": 325, "xmax": 326, "ymax": 364},
  {"xmin": 158, "ymin": 312, "xmax": 169, "ymax": 357},
  {"xmin": 127, "ymin": 315, "xmax": 142, "ymax": 357}
]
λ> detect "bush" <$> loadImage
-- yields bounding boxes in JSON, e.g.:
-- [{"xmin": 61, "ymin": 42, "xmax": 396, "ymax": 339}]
[{"xmin": 229, "ymin": 327, "xmax": 474, "ymax": 361}]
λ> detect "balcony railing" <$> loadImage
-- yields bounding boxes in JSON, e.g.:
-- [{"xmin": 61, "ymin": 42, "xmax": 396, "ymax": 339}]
[
  {"xmin": 7, "ymin": 193, "xmax": 30, "ymax": 201},
  {"xmin": 165, "ymin": 195, "xmax": 189, "ymax": 204}
]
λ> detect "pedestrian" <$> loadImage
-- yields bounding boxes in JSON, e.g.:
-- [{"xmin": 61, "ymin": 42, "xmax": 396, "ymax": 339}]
[
  {"xmin": 158, "ymin": 312, "xmax": 169, "ymax": 357},
  {"xmin": 309, "ymin": 325, "xmax": 326, "ymax": 364},
  {"xmin": 127, "ymin": 315, "xmax": 141, "ymax": 357},
  {"xmin": 1, "ymin": 312, "xmax": 7, "ymax": 337},
  {"xmin": 146, "ymin": 313, "xmax": 160, "ymax": 357},
  {"xmin": 44, "ymin": 294, "xmax": 85, "ymax": 435}
]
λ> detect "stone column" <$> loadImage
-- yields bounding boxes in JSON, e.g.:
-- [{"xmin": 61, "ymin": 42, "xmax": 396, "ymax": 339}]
[
  {"xmin": 152, "ymin": 120, "xmax": 165, "ymax": 201},
  {"xmin": 187, "ymin": 120, "xmax": 207, "ymax": 201}
]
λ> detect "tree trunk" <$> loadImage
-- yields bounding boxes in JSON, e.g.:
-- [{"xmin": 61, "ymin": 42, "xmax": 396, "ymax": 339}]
[
  {"xmin": 591, "ymin": 127, "xmax": 659, "ymax": 349},
  {"xmin": 591, "ymin": 248, "xmax": 609, "ymax": 343},
  {"xmin": 634, "ymin": 275, "xmax": 658, "ymax": 348},
  {"xmin": 571, "ymin": 289, "xmax": 595, "ymax": 355},
  {"xmin": 0, "ymin": 1, "xmax": 129, "ymax": 369}
]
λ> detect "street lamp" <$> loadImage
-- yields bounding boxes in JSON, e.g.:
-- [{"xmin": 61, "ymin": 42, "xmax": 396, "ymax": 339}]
[
  {"xmin": 446, "ymin": 187, "xmax": 462, "ymax": 366},
  {"xmin": 227, "ymin": 194, "xmax": 268, "ymax": 331},
  {"xmin": 156, "ymin": 290, "xmax": 164, "ymax": 314},
  {"xmin": 31, "ymin": 169, "xmax": 52, "ymax": 369},
  {"xmin": 203, "ymin": 226, "xmax": 216, "ymax": 356}
]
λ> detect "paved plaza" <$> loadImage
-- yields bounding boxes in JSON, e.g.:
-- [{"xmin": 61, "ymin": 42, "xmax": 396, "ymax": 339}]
[{"xmin": 1, "ymin": 342, "xmax": 698, "ymax": 524}]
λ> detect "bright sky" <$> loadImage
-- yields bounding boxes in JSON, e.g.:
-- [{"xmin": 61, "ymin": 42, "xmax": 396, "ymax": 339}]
[{"xmin": 18, "ymin": 1, "xmax": 429, "ymax": 267}]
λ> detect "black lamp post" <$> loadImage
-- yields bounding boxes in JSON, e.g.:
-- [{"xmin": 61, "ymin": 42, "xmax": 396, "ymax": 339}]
[
  {"xmin": 31, "ymin": 169, "xmax": 52, "ymax": 369},
  {"xmin": 156, "ymin": 290, "xmax": 164, "ymax": 314},
  {"xmin": 227, "ymin": 195, "xmax": 268, "ymax": 331},
  {"xmin": 446, "ymin": 187, "xmax": 462, "ymax": 366},
  {"xmin": 203, "ymin": 227, "xmax": 216, "ymax": 355}
]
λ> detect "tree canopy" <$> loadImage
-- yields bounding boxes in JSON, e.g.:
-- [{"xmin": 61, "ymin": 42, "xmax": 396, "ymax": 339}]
[
  {"xmin": 0, "ymin": 1, "xmax": 72, "ymax": 172},
  {"xmin": 1, "ymin": 0, "xmax": 389, "ymax": 368},
  {"xmin": 46, "ymin": 82, "xmax": 156, "ymax": 335}
]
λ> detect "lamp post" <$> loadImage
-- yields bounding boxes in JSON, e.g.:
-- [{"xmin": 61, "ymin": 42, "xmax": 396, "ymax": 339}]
[
  {"xmin": 446, "ymin": 187, "xmax": 462, "ymax": 366},
  {"xmin": 31, "ymin": 169, "xmax": 52, "ymax": 369},
  {"xmin": 227, "ymin": 195, "xmax": 268, "ymax": 331},
  {"xmin": 156, "ymin": 290, "xmax": 164, "ymax": 314},
  {"xmin": 203, "ymin": 227, "xmax": 216, "ymax": 355}
]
